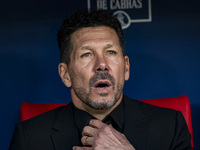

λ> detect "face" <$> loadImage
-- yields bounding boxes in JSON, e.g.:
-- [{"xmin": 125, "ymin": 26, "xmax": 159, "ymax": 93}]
[{"xmin": 59, "ymin": 26, "xmax": 130, "ymax": 111}]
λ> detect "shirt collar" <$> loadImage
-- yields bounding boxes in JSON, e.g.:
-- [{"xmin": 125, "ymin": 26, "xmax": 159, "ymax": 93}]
[
  {"xmin": 73, "ymin": 104, "xmax": 94, "ymax": 134},
  {"xmin": 73, "ymin": 96, "xmax": 125, "ymax": 133},
  {"xmin": 107, "ymin": 97, "xmax": 124, "ymax": 131}
]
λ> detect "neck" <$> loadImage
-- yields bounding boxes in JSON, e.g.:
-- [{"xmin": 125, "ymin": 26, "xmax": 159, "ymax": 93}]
[
  {"xmin": 72, "ymin": 94, "xmax": 123, "ymax": 121},
  {"xmin": 84, "ymin": 101, "xmax": 121, "ymax": 120}
]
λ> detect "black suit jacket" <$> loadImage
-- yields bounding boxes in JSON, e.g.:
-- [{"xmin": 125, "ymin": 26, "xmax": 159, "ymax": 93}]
[{"xmin": 9, "ymin": 95, "xmax": 191, "ymax": 150}]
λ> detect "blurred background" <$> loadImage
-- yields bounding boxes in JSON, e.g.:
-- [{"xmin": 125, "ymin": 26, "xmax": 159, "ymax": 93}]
[{"xmin": 1, "ymin": 0, "xmax": 199, "ymax": 149}]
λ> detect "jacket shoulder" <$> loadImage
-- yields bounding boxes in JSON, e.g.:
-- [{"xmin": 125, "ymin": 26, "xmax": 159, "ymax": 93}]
[
  {"xmin": 124, "ymin": 95, "xmax": 178, "ymax": 117},
  {"xmin": 20, "ymin": 102, "xmax": 73, "ymax": 130},
  {"xmin": 123, "ymin": 95, "xmax": 191, "ymax": 149}
]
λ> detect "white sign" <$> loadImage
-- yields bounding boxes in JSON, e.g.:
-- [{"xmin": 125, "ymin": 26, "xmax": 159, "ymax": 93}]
[{"xmin": 87, "ymin": 0, "xmax": 152, "ymax": 29}]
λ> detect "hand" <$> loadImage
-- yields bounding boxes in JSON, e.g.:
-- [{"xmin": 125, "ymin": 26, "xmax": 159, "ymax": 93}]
[{"xmin": 73, "ymin": 119, "xmax": 135, "ymax": 150}]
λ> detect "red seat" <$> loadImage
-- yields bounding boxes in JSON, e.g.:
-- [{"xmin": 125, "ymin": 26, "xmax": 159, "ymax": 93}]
[
  {"xmin": 20, "ymin": 103, "xmax": 67, "ymax": 121},
  {"xmin": 20, "ymin": 95, "xmax": 193, "ymax": 149}
]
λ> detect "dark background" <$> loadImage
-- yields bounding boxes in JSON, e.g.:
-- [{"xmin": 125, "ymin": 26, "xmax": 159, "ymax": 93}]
[{"xmin": 1, "ymin": 0, "xmax": 199, "ymax": 149}]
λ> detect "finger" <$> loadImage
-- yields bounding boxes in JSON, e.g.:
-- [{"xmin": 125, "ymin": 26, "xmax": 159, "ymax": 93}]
[
  {"xmin": 89, "ymin": 119, "xmax": 106, "ymax": 129},
  {"xmin": 73, "ymin": 146, "xmax": 92, "ymax": 150},
  {"xmin": 82, "ymin": 125, "xmax": 97, "ymax": 137},
  {"xmin": 73, "ymin": 146, "xmax": 82, "ymax": 150},
  {"xmin": 81, "ymin": 136, "xmax": 94, "ymax": 146}
]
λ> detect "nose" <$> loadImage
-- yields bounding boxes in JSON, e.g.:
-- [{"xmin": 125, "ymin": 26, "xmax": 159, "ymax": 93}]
[{"xmin": 94, "ymin": 55, "xmax": 109, "ymax": 72}]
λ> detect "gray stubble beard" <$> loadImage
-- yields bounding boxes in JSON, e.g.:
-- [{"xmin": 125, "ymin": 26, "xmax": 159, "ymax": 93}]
[{"xmin": 71, "ymin": 72, "xmax": 124, "ymax": 110}]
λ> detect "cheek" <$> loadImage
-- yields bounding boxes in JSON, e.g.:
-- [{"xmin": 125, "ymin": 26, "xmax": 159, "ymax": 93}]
[
  {"xmin": 70, "ymin": 67, "xmax": 92, "ymax": 86},
  {"xmin": 111, "ymin": 62, "xmax": 126, "ymax": 82}
]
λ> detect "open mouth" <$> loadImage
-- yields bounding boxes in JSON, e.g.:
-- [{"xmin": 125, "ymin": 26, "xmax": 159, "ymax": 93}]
[{"xmin": 94, "ymin": 81, "xmax": 111, "ymax": 89}]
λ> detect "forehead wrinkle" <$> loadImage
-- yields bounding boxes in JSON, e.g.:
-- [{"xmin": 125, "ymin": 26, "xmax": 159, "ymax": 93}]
[{"xmin": 80, "ymin": 43, "xmax": 114, "ymax": 52}]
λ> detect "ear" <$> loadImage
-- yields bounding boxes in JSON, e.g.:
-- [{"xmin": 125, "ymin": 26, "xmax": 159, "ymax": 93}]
[
  {"xmin": 124, "ymin": 56, "xmax": 130, "ymax": 81},
  {"xmin": 58, "ymin": 63, "xmax": 72, "ymax": 87}
]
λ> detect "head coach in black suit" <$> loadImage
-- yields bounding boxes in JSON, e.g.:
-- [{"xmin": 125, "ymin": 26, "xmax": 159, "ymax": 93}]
[{"xmin": 9, "ymin": 10, "xmax": 191, "ymax": 150}]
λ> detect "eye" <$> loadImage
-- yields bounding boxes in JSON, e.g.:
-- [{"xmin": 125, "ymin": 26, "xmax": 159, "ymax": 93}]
[
  {"xmin": 81, "ymin": 53, "xmax": 91, "ymax": 58},
  {"xmin": 107, "ymin": 50, "xmax": 116, "ymax": 55}
]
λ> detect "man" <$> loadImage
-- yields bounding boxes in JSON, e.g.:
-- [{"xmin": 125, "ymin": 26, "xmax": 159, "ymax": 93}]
[{"xmin": 9, "ymin": 10, "xmax": 191, "ymax": 150}]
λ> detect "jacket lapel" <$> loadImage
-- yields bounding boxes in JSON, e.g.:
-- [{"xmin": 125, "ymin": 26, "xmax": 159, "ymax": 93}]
[
  {"xmin": 50, "ymin": 103, "xmax": 80, "ymax": 150},
  {"xmin": 50, "ymin": 96, "xmax": 150, "ymax": 150},
  {"xmin": 123, "ymin": 95, "xmax": 149, "ymax": 150}
]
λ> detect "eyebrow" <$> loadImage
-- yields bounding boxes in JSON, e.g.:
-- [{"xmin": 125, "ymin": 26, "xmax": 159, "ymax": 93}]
[
  {"xmin": 104, "ymin": 44, "xmax": 114, "ymax": 49},
  {"xmin": 81, "ymin": 44, "xmax": 114, "ymax": 51},
  {"xmin": 81, "ymin": 46, "xmax": 93, "ymax": 51}
]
